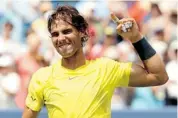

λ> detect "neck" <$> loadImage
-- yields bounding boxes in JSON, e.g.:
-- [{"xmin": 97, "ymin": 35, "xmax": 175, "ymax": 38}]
[{"xmin": 61, "ymin": 48, "xmax": 86, "ymax": 70}]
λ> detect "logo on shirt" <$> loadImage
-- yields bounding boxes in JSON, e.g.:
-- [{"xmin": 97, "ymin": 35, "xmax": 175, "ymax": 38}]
[
  {"xmin": 68, "ymin": 76, "xmax": 79, "ymax": 80},
  {"xmin": 31, "ymin": 96, "xmax": 36, "ymax": 101}
]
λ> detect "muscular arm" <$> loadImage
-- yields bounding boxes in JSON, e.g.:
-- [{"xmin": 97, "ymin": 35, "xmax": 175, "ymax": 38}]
[
  {"xmin": 110, "ymin": 14, "xmax": 168, "ymax": 87},
  {"xmin": 129, "ymin": 54, "xmax": 168, "ymax": 87},
  {"xmin": 22, "ymin": 106, "xmax": 39, "ymax": 118}
]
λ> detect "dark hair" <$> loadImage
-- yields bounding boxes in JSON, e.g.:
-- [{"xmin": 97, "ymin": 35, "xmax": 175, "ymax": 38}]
[{"xmin": 48, "ymin": 5, "xmax": 89, "ymax": 46}]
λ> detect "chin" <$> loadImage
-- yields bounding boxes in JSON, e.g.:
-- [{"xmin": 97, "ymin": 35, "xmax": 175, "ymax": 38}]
[
  {"xmin": 60, "ymin": 51, "xmax": 77, "ymax": 58},
  {"xmin": 62, "ymin": 54, "xmax": 73, "ymax": 58}
]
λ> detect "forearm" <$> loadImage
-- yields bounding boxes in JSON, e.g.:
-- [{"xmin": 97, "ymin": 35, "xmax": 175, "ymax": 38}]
[
  {"xmin": 133, "ymin": 36, "xmax": 168, "ymax": 84},
  {"xmin": 110, "ymin": 14, "xmax": 168, "ymax": 86},
  {"xmin": 143, "ymin": 54, "xmax": 168, "ymax": 84}
]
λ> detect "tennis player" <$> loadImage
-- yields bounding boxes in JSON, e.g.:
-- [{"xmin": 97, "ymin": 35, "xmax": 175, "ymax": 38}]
[{"xmin": 22, "ymin": 5, "xmax": 168, "ymax": 118}]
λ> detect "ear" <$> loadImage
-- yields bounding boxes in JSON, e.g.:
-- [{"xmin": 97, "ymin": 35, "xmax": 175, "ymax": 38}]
[
  {"xmin": 79, "ymin": 32, "xmax": 85, "ymax": 39},
  {"xmin": 79, "ymin": 31, "xmax": 88, "ymax": 47}
]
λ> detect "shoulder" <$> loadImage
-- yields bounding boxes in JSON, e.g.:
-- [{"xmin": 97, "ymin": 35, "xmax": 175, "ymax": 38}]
[
  {"xmin": 89, "ymin": 57, "xmax": 119, "ymax": 70},
  {"xmin": 31, "ymin": 65, "xmax": 53, "ymax": 84},
  {"xmin": 93, "ymin": 57, "xmax": 132, "ymax": 70},
  {"xmin": 94, "ymin": 57, "xmax": 118, "ymax": 65},
  {"xmin": 35, "ymin": 66, "xmax": 52, "ymax": 75}
]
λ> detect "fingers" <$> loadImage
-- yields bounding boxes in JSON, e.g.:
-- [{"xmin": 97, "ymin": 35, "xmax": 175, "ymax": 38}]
[
  {"xmin": 121, "ymin": 20, "xmax": 133, "ymax": 32},
  {"xmin": 116, "ymin": 21, "xmax": 133, "ymax": 34},
  {"xmin": 110, "ymin": 13, "xmax": 134, "ymax": 33},
  {"xmin": 110, "ymin": 12, "xmax": 120, "ymax": 24}
]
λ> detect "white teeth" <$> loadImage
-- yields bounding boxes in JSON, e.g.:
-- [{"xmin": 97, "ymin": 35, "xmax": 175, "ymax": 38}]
[{"xmin": 58, "ymin": 43, "xmax": 71, "ymax": 47}]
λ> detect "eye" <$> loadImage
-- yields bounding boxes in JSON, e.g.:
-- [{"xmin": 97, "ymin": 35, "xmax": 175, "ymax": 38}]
[
  {"xmin": 63, "ymin": 29, "xmax": 72, "ymax": 34},
  {"xmin": 51, "ymin": 32, "xmax": 59, "ymax": 37}
]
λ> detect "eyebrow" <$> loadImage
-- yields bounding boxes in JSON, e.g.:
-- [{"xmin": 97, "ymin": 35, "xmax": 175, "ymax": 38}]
[
  {"xmin": 51, "ymin": 31, "xmax": 58, "ymax": 35},
  {"xmin": 62, "ymin": 28, "xmax": 72, "ymax": 32},
  {"xmin": 51, "ymin": 27, "xmax": 73, "ymax": 33}
]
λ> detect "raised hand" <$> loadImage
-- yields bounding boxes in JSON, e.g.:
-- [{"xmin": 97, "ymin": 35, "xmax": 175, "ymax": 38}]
[{"xmin": 110, "ymin": 13, "xmax": 142, "ymax": 43}]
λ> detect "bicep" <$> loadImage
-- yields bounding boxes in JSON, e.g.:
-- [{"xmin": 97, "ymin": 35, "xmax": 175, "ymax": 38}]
[
  {"xmin": 22, "ymin": 106, "xmax": 38, "ymax": 118},
  {"xmin": 129, "ymin": 64, "xmax": 160, "ymax": 87}
]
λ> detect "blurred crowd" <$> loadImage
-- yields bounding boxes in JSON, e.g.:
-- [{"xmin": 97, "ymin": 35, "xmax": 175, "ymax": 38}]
[{"xmin": 0, "ymin": 0, "xmax": 177, "ymax": 110}]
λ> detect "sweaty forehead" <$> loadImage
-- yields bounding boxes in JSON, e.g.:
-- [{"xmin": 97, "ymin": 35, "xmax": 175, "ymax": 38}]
[{"xmin": 51, "ymin": 20, "xmax": 73, "ymax": 32}]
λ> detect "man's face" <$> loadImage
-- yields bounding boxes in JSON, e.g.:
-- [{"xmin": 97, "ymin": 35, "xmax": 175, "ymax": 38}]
[{"xmin": 50, "ymin": 20, "xmax": 83, "ymax": 58}]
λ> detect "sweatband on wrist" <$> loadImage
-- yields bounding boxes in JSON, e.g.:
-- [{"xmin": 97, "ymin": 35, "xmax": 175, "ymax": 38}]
[{"xmin": 132, "ymin": 37, "xmax": 156, "ymax": 60}]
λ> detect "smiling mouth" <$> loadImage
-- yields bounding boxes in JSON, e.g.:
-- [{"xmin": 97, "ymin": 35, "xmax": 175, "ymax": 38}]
[
  {"xmin": 58, "ymin": 44, "xmax": 73, "ymax": 49},
  {"xmin": 57, "ymin": 43, "xmax": 71, "ymax": 47}
]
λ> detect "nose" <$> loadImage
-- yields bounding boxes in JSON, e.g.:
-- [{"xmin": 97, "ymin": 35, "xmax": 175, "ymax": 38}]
[
  {"xmin": 58, "ymin": 33, "xmax": 65, "ymax": 41},
  {"xmin": 57, "ymin": 33, "xmax": 66, "ymax": 46}
]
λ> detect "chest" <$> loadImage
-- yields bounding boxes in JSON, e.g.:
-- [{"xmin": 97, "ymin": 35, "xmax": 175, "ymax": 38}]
[{"xmin": 43, "ymin": 69, "xmax": 109, "ymax": 104}]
